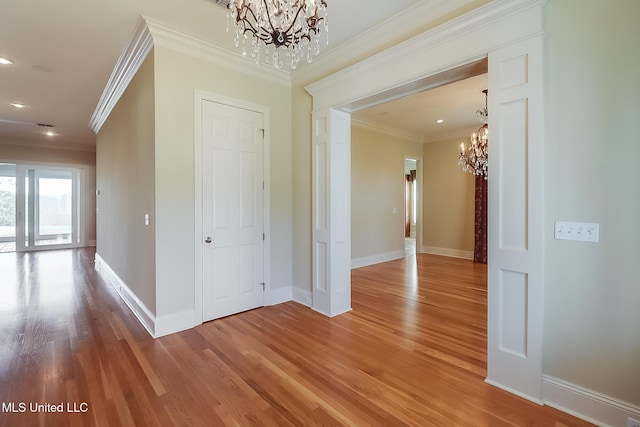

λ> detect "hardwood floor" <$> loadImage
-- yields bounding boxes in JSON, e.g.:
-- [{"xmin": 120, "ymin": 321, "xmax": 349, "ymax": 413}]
[{"xmin": 0, "ymin": 248, "xmax": 593, "ymax": 426}]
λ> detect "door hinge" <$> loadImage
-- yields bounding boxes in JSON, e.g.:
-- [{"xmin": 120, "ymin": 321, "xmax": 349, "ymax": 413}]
[
  {"xmin": 259, "ymin": 128, "xmax": 265, "ymax": 138},
  {"xmin": 262, "ymin": 232, "xmax": 265, "ymax": 240},
  {"xmin": 260, "ymin": 282, "xmax": 265, "ymax": 290}
]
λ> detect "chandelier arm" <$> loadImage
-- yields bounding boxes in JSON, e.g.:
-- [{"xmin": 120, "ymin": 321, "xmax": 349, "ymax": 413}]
[
  {"xmin": 261, "ymin": 0, "xmax": 279, "ymax": 36},
  {"xmin": 237, "ymin": 4, "xmax": 276, "ymax": 46},
  {"xmin": 250, "ymin": 27, "xmax": 273, "ymax": 44},
  {"xmin": 235, "ymin": 6, "xmax": 258, "ymax": 34},
  {"xmin": 282, "ymin": 3, "xmax": 308, "ymax": 35},
  {"xmin": 291, "ymin": 18, "xmax": 323, "ymax": 43}
]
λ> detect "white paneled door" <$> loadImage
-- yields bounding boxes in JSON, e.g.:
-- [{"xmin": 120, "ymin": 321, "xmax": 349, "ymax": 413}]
[{"xmin": 202, "ymin": 100, "xmax": 264, "ymax": 322}]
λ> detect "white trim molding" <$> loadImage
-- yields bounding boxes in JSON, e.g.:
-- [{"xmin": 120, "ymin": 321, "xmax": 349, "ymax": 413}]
[
  {"xmin": 351, "ymin": 118, "xmax": 425, "ymax": 143},
  {"xmin": 292, "ymin": 287, "xmax": 313, "ymax": 307},
  {"xmin": 89, "ymin": 17, "xmax": 153, "ymax": 134},
  {"xmin": 0, "ymin": 137, "xmax": 96, "ymax": 153},
  {"xmin": 305, "ymin": 0, "xmax": 545, "ymax": 110},
  {"xmin": 90, "ymin": 16, "xmax": 290, "ymax": 136},
  {"xmin": 422, "ymin": 246, "xmax": 473, "ymax": 260},
  {"xmin": 143, "ymin": 16, "xmax": 290, "ymax": 87},
  {"xmin": 543, "ymin": 375, "xmax": 640, "ymax": 427},
  {"xmin": 95, "ymin": 253, "xmax": 200, "ymax": 338},
  {"xmin": 292, "ymin": 0, "xmax": 478, "ymax": 85},
  {"xmin": 265, "ymin": 286, "xmax": 293, "ymax": 307},
  {"xmin": 94, "ymin": 253, "xmax": 156, "ymax": 337},
  {"xmin": 155, "ymin": 309, "xmax": 198, "ymax": 338},
  {"xmin": 351, "ymin": 250, "xmax": 406, "ymax": 269}
]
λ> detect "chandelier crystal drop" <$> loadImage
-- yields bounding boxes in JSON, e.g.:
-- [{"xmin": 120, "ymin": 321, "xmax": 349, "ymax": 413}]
[
  {"xmin": 459, "ymin": 89, "xmax": 489, "ymax": 180},
  {"xmin": 227, "ymin": 0, "xmax": 328, "ymax": 69}
]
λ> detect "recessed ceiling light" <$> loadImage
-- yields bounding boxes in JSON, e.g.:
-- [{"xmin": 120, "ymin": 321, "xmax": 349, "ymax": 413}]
[
  {"xmin": 45, "ymin": 131, "xmax": 56, "ymax": 137},
  {"xmin": 435, "ymin": 119, "xmax": 444, "ymax": 124},
  {"xmin": 0, "ymin": 57, "xmax": 14, "ymax": 65},
  {"xmin": 11, "ymin": 103, "xmax": 27, "ymax": 108}
]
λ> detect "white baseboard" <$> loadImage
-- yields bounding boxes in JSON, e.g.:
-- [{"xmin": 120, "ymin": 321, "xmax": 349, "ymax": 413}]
[
  {"xmin": 94, "ymin": 253, "xmax": 156, "ymax": 338},
  {"xmin": 422, "ymin": 246, "xmax": 473, "ymax": 260},
  {"xmin": 155, "ymin": 309, "xmax": 198, "ymax": 338},
  {"xmin": 265, "ymin": 285, "xmax": 292, "ymax": 306},
  {"xmin": 542, "ymin": 375, "xmax": 640, "ymax": 427},
  {"xmin": 292, "ymin": 287, "xmax": 313, "ymax": 307},
  {"xmin": 351, "ymin": 250, "xmax": 405, "ymax": 269},
  {"xmin": 485, "ymin": 378, "xmax": 544, "ymax": 406}
]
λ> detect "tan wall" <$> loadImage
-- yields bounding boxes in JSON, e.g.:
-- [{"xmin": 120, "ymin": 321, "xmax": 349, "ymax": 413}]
[
  {"xmin": 351, "ymin": 125, "xmax": 423, "ymax": 261},
  {"xmin": 96, "ymin": 52, "xmax": 156, "ymax": 314},
  {"xmin": 153, "ymin": 46, "xmax": 292, "ymax": 316},
  {"xmin": 422, "ymin": 138, "xmax": 475, "ymax": 254},
  {"xmin": 0, "ymin": 141, "xmax": 97, "ymax": 245},
  {"xmin": 543, "ymin": 0, "xmax": 640, "ymax": 405}
]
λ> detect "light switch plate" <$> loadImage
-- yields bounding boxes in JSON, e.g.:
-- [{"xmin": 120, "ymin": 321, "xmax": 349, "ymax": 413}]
[{"xmin": 554, "ymin": 221, "xmax": 599, "ymax": 243}]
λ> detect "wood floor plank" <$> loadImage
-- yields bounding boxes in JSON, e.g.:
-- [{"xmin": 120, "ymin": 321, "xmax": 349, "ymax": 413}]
[{"xmin": 0, "ymin": 249, "xmax": 595, "ymax": 426}]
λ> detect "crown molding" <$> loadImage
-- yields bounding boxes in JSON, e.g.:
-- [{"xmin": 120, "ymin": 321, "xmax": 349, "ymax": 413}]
[
  {"xmin": 292, "ymin": 0, "xmax": 476, "ymax": 86},
  {"xmin": 423, "ymin": 126, "xmax": 480, "ymax": 144},
  {"xmin": 89, "ymin": 17, "xmax": 153, "ymax": 134},
  {"xmin": 0, "ymin": 137, "xmax": 96, "ymax": 153},
  {"xmin": 143, "ymin": 16, "xmax": 290, "ymax": 87},
  {"xmin": 351, "ymin": 118, "xmax": 425, "ymax": 143},
  {"xmin": 89, "ymin": 16, "xmax": 290, "ymax": 135},
  {"xmin": 305, "ymin": 0, "xmax": 545, "ymax": 103}
]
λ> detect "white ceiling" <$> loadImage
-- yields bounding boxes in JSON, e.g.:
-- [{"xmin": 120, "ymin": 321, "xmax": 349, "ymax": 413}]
[
  {"xmin": 0, "ymin": 0, "xmax": 486, "ymax": 149},
  {"xmin": 352, "ymin": 72, "xmax": 488, "ymax": 143}
]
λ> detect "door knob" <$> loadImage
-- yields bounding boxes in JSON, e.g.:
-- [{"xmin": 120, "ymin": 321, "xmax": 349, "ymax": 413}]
[{"xmin": 205, "ymin": 237, "xmax": 212, "ymax": 243}]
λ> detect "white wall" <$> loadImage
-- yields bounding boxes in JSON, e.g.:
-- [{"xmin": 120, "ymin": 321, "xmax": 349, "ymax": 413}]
[
  {"xmin": 543, "ymin": 0, "xmax": 640, "ymax": 406},
  {"xmin": 96, "ymin": 52, "xmax": 156, "ymax": 313},
  {"xmin": 153, "ymin": 45, "xmax": 293, "ymax": 318}
]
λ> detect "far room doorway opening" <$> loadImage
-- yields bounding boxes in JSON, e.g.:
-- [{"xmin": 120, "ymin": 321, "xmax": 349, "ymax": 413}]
[{"xmin": 404, "ymin": 157, "xmax": 417, "ymax": 257}]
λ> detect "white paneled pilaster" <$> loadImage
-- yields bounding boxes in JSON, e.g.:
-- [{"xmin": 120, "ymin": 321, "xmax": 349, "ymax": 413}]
[
  {"xmin": 311, "ymin": 108, "xmax": 352, "ymax": 317},
  {"xmin": 487, "ymin": 35, "xmax": 545, "ymax": 402}
]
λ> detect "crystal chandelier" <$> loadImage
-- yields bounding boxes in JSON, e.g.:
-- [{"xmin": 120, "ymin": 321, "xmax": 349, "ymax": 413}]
[
  {"xmin": 227, "ymin": 0, "xmax": 328, "ymax": 69},
  {"xmin": 459, "ymin": 89, "xmax": 489, "ymax": 179}
]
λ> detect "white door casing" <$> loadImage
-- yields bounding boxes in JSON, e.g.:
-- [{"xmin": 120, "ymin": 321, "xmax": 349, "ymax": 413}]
[
  {"xmin": 305, "ymin": 0, "xmax": 545, "ymax": 403},
  {"xmin": 404, "ymin": 155, "xmax": 423, "ymax": 252},
  {"xmin": 201, "ymin": 99, "xmax": 265, "ymax": 322}
]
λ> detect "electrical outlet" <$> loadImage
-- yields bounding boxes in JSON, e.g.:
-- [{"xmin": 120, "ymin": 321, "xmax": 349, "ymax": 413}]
[{"xmin": 628, "ymin": 416, "xmax": 640, "ymax": 427}]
